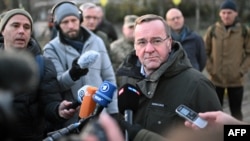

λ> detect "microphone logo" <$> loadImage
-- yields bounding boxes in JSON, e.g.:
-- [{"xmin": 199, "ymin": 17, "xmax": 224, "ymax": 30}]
[
  {"xmin": 78, "ymin": 89, "xmax": 85, "ymax": 98},
  {"xmin": 77, "ymin": 85, "xmax": 90, "ymax": 103},
  {"xmin": 93, "ymin": 81, "xmax": 117, "ymax": 107},
  {"xmin": 128, "ymin": 86, "xmax": 140, "ymax": 95}
]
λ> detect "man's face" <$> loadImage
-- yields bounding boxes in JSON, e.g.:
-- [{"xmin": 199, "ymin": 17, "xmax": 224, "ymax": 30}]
[
  {"xmin": 82, "ymin": 7, "xmax": 100, "ymax": 31},
  {"xmin": 96, "ymin": 6, "xmax": 103, "ymax": 24},
  {"xmin": 134, "ymin": 20, "xmax": 172, "ymax": 75},
  {"xmin": 122, "ymin": 24, "xmax": 135, "ymax": 42},
  {"xmin": 1, "ymin": 15, "xmax": 31, "ymax": 50},
  {"xmin": 59, "ymin": 16, "xmax": 80, "ymax": 39},
  {"xmin": 166, "ymin": 9, "xmax": 184, "ymax": 32},
  {"xmin": 219, "ymin": 9, "xmax": 238, "ymax": 26}
]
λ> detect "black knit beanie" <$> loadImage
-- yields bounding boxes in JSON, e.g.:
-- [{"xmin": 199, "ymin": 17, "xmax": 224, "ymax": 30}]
[{"xmin": 220, "ymin": 0, "xmax": 237, "ymax": 11}]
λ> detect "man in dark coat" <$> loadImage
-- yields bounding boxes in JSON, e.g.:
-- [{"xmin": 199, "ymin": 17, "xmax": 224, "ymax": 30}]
[
  {"xmin": 115, "ymin": 14, "xmax": 222, "ymax": 141},
  {"xmin": 0, "ymin": 8, "xmax": 76, "ymax": 141}
]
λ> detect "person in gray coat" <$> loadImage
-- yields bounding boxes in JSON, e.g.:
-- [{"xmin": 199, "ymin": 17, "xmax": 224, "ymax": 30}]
[{"xmin": 43, "ymin": 1, "xmax": 118, "ymax": 130}]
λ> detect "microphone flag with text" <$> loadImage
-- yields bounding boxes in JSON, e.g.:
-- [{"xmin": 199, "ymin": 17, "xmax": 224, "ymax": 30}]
[
  {"xmin": 118, "ymin": 84, "xmax": 141, "ymax": 141},
  {"xmin": 118, "ymin": 83, "xmax": 141, "ymax": 121},
  {"xmin": 79, "ymin": 86, "xmax": 98, "ymax": 119},
  {"xmin": 92, "ymin": 80, "xmax": 117, "ymax": 117}
]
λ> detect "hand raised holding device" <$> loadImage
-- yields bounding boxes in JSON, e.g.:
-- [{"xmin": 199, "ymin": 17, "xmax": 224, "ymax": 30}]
[{"xmin": 175, "ymin": 104, "xmax": 208, "ymax": 128}]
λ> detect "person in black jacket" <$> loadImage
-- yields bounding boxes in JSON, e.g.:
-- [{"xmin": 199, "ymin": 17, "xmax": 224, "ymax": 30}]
[
  {"xmin": 115, "ymin": 14, "xmax": 222, "ymax": 141},
  {"xmin": 0, "ymin": 8, "xmax": 77, "ymax": 141},
  {"xmin": 165, "ymin": 8, "xmax": 206, "ymax": 71},
  {"xmin": 96, "ymin": 5, "xmax": 118, "ymax": 43}
]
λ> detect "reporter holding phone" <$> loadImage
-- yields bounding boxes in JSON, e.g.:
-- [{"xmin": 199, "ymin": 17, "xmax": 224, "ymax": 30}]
[{"xmin": 184, "ymin": 111, "xmax": 249, "ymax": 141}]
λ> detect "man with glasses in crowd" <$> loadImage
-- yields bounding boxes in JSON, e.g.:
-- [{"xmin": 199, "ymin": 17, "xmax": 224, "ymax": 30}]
[
  {"xmin": 166, "ymin": 8, "xmax": 206, "ymax": 72},
  {"xmin": 79, "ymin": 2, "xmax": 111, "ymax": 56},
  {"xmin": 115, "ymin": 14, "xmax": 222, "ymax": 141}
]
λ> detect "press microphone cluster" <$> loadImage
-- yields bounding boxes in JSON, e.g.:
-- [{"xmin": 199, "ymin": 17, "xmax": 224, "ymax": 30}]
[
  {"xmin": 78, "ymin": 80, "xmax": 117, "ymax": 131},
  {"xmin": 43, "ymin": 81, "xmax": 117, "ymax": 141},
  {"xmin": 78, "ymin": 80, "xmax": 117, "ymax": 120}
]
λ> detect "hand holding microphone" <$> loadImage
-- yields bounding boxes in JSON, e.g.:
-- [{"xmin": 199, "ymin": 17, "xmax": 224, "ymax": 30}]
[{"xmin": 69, "ymin": 50, "xmax": 99, "ymax": 81}]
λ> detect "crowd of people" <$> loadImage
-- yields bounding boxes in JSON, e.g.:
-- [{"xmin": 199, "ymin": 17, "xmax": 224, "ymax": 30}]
[{"xmin": 0, "ymin": 0, "xmax": 250, "ymax": 141}]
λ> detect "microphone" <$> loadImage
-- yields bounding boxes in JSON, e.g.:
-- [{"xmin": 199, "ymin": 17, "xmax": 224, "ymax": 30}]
[
  {"xmin": 67, "ymin": 85, "xmax": 89, "ymax": 110},
  {"xmin": 118, "ymin": 84, "xmax": 140, "ymax": 123},
  {"xmin": 118, "ymin": 84, "xmax": 141, "ymax": 141},
  {"xmin": 92, "ymin": 81, "xmax": 117, "ymax": 117},
  {"xmin": 44, "ymin": 86, "xmax": 99, "ymax": 141},
  {"xmin": 79, "ymin": 86, "xmax": 98, "ymax": 119},
  {"xmin": 43, "ymin": 122, "xmax": 80, "ymax": 141},
  {"xmin": 77, "ymin": 50, "xmax": 100, "ymax": 69},
  {"xmin": 78, "ymin": 82, "xmax": 116, "ymax": 131},
  {"xmin": 43, "ymin": 82, "xmax": 116, "ymax": 141}
]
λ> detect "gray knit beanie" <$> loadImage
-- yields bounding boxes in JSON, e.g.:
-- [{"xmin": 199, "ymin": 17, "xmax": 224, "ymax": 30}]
[
  {"xmin": 0, "ymin": 8, "xmax": 33, "ymax": 32},
  {"xmin": 53, "ymin": 2, "xmax": 80, "ymax": 24}
]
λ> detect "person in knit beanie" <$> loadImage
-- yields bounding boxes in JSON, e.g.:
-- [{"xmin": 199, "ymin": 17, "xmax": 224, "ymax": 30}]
[
  {"xmin": 203, "ymin": 0, "xmax": 250, "ymax": 121},
  {"xmin": 0, "ymin": 8, "xmax": 33, "ymax": 32},
  {"xmin": 0, "ymin": 8, "xmax": 78, "ymax": 141},
  {"xmin": 52, "ymin": 2, "xmax": 81, "ymax": 26},
  {"xmin": 0, "ymin": 9, "xmax": 33, "ymax": 50},
  {"xmin": 43, "ymin": 1, "xmax": 119, "ymax": 131},
  {"xmin": 220, "ymin": 0, "xmax": 237, "ymax": 11}
]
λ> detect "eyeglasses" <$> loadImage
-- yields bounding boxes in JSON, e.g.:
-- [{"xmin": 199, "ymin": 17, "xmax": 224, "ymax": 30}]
[
  {"xmin": 167, "ymin": 16, "xmax": 182, "ymax": 21},
  {"xmin": 135, "ymin": 37, "xmax": 169, "ymax": 48},
  {"xmin": 84, "ymin": 16, "xmax": 99, "ymax": 20}
]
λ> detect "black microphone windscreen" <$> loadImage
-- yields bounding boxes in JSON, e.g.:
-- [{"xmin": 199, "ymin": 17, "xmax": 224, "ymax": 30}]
[{"xmin": 118, "ymin": 84, "xmax": 140, "ymax": 114}]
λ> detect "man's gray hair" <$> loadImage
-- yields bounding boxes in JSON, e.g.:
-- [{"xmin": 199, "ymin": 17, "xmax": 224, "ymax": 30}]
[{"xmin": 79, "ymin": 2, "xmax": 97, "ymax": 12}]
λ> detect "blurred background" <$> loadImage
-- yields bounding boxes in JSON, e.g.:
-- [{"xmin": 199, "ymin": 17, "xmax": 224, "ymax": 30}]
[{"xmin": 1, "ymin": 0, "xmax": 250, "ymax": 46}]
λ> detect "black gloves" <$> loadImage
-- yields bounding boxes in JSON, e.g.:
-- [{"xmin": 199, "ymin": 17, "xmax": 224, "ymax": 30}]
[
  {"xmin": 69, "ymin": 57, "xmax": 88, "ymax": 81},
  {"xmin": 110, "ymin": 113, "xmax": 142, "ymax": 141}
]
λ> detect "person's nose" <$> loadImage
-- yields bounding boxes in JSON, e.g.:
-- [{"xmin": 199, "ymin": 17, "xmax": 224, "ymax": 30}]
[
  {"xmin": 17, "ymin": 27, "xmax": 25, "ymax": 33},
  {"xmin": 68, "ymin": 21, "xmax": 76, "ymax": 28},
  {"xmin": 144, "ymin": 41, "xmax": 155, "ymax": 52}
]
